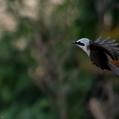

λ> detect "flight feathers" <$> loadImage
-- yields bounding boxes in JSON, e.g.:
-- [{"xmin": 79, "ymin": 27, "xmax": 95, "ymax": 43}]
[
  {"xmin": 92, "ymin": 37, "xmax": 119, "ymax": 60},
  {"xmin": 109, "ymin": 63, "xmax": 119, "ymax": 76}
]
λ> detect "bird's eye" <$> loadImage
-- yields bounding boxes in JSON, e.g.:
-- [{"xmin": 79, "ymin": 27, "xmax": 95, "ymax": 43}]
[{"xmin": 77, "ymin": 42, "xmax": 85, "ymax": 46}]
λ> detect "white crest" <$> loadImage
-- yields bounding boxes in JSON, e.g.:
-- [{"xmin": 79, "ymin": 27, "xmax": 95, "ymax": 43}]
[{"xmin": 76, "ymin": 38, "xmax": 90, "ymax": 56}]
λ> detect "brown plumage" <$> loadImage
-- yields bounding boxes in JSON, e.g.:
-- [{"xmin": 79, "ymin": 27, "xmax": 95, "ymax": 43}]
[{"xmin": 111, "ymin": 60, "xmax": 119, "ymax": 68}]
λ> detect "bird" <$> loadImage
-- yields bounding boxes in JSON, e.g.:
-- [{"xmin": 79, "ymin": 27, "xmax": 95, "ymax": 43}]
[{"xmin": 73, "ymin": 37, "xmax": 119, "ymax": 76}]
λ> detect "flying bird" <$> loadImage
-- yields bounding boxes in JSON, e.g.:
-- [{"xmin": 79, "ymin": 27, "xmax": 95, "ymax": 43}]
[{"xmin": 73, "ymin": 37, "xmax": 119, "ymax": 76}]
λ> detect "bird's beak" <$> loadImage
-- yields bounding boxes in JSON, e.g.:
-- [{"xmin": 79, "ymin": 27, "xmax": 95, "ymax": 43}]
[{"xmin": 72, "ymin": 41, "xmax": 76, "ymax": 45}]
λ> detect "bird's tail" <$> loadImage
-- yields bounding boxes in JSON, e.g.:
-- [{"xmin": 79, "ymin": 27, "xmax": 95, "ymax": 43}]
[{"xmin": 109, "ymin": 63, "xmax": 119, "ymax": 76}]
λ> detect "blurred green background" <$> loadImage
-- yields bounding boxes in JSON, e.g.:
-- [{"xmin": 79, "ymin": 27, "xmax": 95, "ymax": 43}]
[{"xmin": 0, "ymin": 0, "xmax": 119, "ymax": 119}]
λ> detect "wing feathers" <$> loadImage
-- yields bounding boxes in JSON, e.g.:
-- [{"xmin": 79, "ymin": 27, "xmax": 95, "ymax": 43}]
[
  {"xmin": 89, "ymin": 37, "xmax": 119, "ymax": 73},
  {"xmin": 109, "ymin": 63, "xmax": 119, "ymax": 76},
  {"xmin": 91, "ymin": 37, "xmax": 119, "ymax": 60}
]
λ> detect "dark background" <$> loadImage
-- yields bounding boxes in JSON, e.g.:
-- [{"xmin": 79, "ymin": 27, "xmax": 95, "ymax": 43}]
[{"xmin": 0, "ymin": 0, "xmax": 119, "ymax": 119}]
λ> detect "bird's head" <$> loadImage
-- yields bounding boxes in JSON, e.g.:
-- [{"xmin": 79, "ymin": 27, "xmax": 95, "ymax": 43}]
[{"xmin": 73, "ymin": 38, "xmax": 90, "ymax": 56}]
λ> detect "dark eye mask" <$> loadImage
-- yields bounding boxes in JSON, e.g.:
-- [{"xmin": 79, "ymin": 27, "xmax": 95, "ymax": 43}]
[{"xmin": 76, "ymin": 41, "xmax": 85, "ymax": 46}]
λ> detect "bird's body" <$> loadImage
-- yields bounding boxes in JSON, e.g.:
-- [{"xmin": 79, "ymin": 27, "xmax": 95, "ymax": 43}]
[{"xmin": 73, "ymin": 37, "xmax": 119, "ymax": 76}]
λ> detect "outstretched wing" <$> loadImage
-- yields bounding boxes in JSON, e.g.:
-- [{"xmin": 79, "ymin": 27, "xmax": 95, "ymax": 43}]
[
  {"xmin": 91, "ymin": 37, "xmax": 119, "ymax": 60},
  {"xmin": 89, "ymin": 37, "xmax": 119, "ymax": 70}
]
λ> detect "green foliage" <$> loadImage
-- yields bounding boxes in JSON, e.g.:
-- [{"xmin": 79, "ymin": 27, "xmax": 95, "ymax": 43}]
[{"xmin": 0, "ymin": 0, "xmax": 119, "ymax": 119}]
